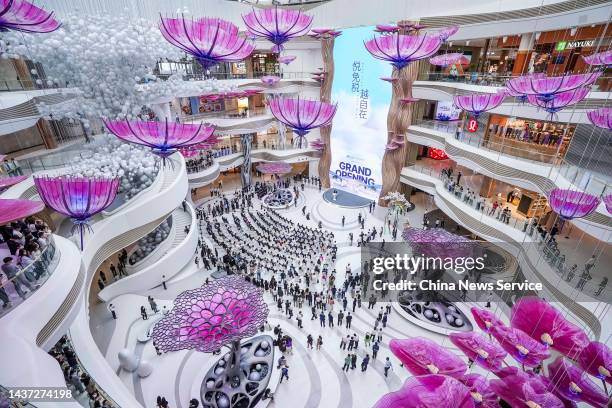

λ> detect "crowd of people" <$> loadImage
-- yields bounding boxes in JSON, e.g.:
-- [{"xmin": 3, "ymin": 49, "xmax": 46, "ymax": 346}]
[{"xmin": 185, "ymin": 147, "xmax": 237, "ymax": 174}]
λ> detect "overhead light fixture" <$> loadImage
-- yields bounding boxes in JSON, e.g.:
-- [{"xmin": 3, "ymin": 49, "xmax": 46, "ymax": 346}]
[
  {"xmin": 570, "ymin": 27, "xmax": 577, "ymax": 36},
  {"xmin": 448, "ymin": 41, "xmax": 453, "ymax": 47},
  {"xmin": 465, "ymin": 40, "xmax": 470, "ymax": 46},
  {"xmin": 535, "ymin": 31, "xmax": 541, "ymax": 40},
  {"xmin": 502, "ymin": 36, "xmax": 508, "ymax": 43}
]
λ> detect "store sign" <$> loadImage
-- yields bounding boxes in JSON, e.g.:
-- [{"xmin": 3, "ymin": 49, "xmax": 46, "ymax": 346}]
[
  {"xmin": 435, "ymin": 101, "xmax": 461, "ymax": 121},
  {"xmin": 555, "ymin": 40, "xmax": 595, "ymax": 51},
  {"xmin": 467, "ymin": 118, "xmax": 478, "ymax": 133}
]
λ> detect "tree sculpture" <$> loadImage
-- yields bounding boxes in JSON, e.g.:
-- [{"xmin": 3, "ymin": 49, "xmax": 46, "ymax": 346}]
[
  {"xmin": 151, "ymin": 277, "xmax": 271, "ymax": 408},
  {"xmin": 364, "ymin": 24, "xmax": 444, "ymax": 205},
  {"xmin": 0, "ymin": 0, "xmax": 60, "ymax": 33}
]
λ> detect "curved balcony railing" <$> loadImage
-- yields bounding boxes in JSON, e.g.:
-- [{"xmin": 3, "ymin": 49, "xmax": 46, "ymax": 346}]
[
  {"xmin": 0, "ymin": 235, "xmax": 59, "ymax": 319},
  {"xmin": 182, "ymin": 107, "xmax": 268, "ymax": 122},
  {"xmin": 157, "ymin": 70, "xmax": 313, "ymax": 81}
]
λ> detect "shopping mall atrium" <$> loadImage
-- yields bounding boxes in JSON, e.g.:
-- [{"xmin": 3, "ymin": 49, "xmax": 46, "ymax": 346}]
[{"xmin": 0, "ymin": 0, "xmax": 611, "ymax": 407}]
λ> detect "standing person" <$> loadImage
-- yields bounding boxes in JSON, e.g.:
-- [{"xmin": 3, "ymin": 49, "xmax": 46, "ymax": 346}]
[
  {"xmin": 342, "ymin": 354, "xmax": 351, "ymax": 372},
  {"xmin": 140, "ymin": 305, "xmax": 148, "ymax": 320},
  {"xmin": 339, "ymin": 336, "xmax": 347, "ymax": 350},
  {"xmin": 384, "ymin": 357, "xmax": 393, "ymax": 377},
  {"xmin": 319, "ymin": 311, "xmax": 326, "ymax": 327},
  {"xmin": 346, "ymin": 312, "xmax": 352, "ymax": 329},
  {"xmin": 109, "ymin": 303, "xmax": 117, "ymax": 319},
  {"xmin": 99, "ymin": 270, "xmax": 107, "ymax": 284},
  {"xmin": 280, "ymin": 365, "xmax": 289, "ymax": 383},
  {"xmin": 316, "ymin": 335, "xmax": 323, "ymax": 351},
  {"xmin": 297, "ymin": 311, "xmax": 303, "ymax": 329},
  {"xmin": 337, "ymin": 310, "xmax": 344, "ymax": 326},
  {"xmin": 306, "ymin": 334, "xmax": 313, "ymax": 349},
  {"xmin": 361, "ymin": 354, "xmax": 370, "ymax": 372},
  {"xmin": 109, "ymin": 263, "xmax": 118, "ymax": 280},
  {"xmin": 2, "ymin": 256, "xmax": 34, "ymax": 299},
  {"xmin": 328, "ymin": 311, "xmax": 334, "ymax": 328},
  {"xmin": 148, "ymin": 296, "xmax": 159, "ymax": 313},
  {"xmin": 372, "ymin": 342, "xmax": 380, "ymax": 359},
  {"xmin": 350, "ymin": 353, "xmax": 357, "ymax": 370}
]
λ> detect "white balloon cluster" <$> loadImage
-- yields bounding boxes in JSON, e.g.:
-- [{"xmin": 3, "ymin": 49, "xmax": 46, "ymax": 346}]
[
  {"xmin": 63, "ymin": 135, "xmax": 159, "ymax": 200},
  {"xmin": 129, "ymin": 218, "xmax": 171, "ymax": 265}
]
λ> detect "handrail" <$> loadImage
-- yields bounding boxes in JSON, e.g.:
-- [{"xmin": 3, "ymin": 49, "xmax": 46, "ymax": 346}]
[
  {"xmin": 182, "ymin": 108, "xmax": 267, "ymax": 122},
  {"xmin": 157, "ymin": 71, "xmax": 313, "ymax": 81},
  {"xmin": 0, "ymin": 235, "xmax": 59, "ymax": 318}
]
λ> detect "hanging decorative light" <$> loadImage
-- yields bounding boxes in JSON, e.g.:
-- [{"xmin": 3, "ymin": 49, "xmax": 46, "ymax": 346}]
[
  {"xmin": 587, "ymin": 107, "xmax": 612, "ymax": 130},
  {"xmin": 389, "ymin": 337, "xmax": 467, "ymax": 379},
  {"xmin": 547, "ymin": 188, "xmax": 601, "ymax": 220},
  {"xmin": 547, "ymin": 357, "xmax": 609, "ymax": 407},
  {"xmin": 582, "ymin": 50, "xmax": 612, "ymax": 67},
  {"xmin": 0, "ymin": 0, "xmax": 60, "ymax": 33},
  {"xmin": 0, "ymin": 175, "xmax": 28, "ymax": 191},
  {"xmin": 578, "ymin": 341, "xmax": 612, "ymax": 389},
  {"xmin": 435, "ymin": 25, "xmax": 459, "ymax": 42},
  {"xmin": 373, "ymin": 375, "xmax": 474, "ymax": 408},
  {"xmin": 490, "ymin": 375, "xmax": 564, "ymax": 408},
  {"xmin": 242, "ymin": 7, "xmax": 313, "ymax": 53},
  {"xmin": 427, "ymin": 147, "xmax": 449, "ymax": 160},
  {"xmin": 453, "ymin": 91, "xmax": 506, "ymax": 118},
  {"xmin": 490, "ymin": 325, "xmax": 550, "ymax": 367},
  {"xmin": 364, "ymin": 33, "xmax": 442, "ymax": 69},
  {"xmin": 277, "ymin": 55, "xmax": 296, "ymax": 65},
  {"xmin": 429, "ymin": 52, "xmax": 469, "ymax": 67},
  {"xmin": 526, "ymin": 87, "xmax": 590, "ymax": 120},
  {"xmin": 505, "ymin": 72, "xmax": 601, "ymax": 102},
  {"xmin": 0, "ymin": 198, "xmax": 44, "ymax": 225},
  {"xmin": 260, "ymin": 75, "xmax": 281, "ymax": 86},
  {"xmin": 374, "ymin": 24, "xmax": 399, "ymax": 34},
  {"xmin": 449, "ymin": 332, "xmax": 507, "ymax": 372}
]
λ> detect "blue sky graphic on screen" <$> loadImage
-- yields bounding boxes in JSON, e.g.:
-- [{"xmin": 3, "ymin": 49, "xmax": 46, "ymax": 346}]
[{"xmin": 330, "ymin": 26, "xmax": 391, "ymax": 200}]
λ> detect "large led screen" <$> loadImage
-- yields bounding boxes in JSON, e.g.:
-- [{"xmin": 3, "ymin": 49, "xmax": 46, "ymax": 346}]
[{"xmin": 329, "ymin": 26, "xmax": 391, "ymax": 200}]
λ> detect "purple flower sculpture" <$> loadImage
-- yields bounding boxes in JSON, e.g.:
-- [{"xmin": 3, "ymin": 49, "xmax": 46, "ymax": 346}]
[
  {"xmin": 365, "ymin": 33, "xmax": 442, "ymax": 69},
  {"xmin": 429, "ymin": 53, "xmax": 468, "ymax": 67},
  {"xmin": 33, "ymin": 176, "xmax": 119, "ymax": 249},
  {"xmin": 260, "ymin": 75, "xmax": 280, "ymax": 86},
  {"xmin": 242, "ymin": 7, "xmax": 313, "ymax": 53},
  {"xmin": 505, "ymin": 72, "xmax": 601, "ymax": 102},
  {"xmin": 0, "ymin": 198, "xmax": 44, "ymax": 225},
  {"xmin": 461, "ymin": 374, "xmax": 497, "ymax": 408},
  {"xmin": 582, "ymin": 50, "xmax": 612, "ymax": 67},
  {"xmin": 527, "ymin": 87, "xmax": 590, "ymax": 120},
  {"xmin": 547, "ymin": 188, "xmax": 601, "ymax": 220},
  {"xmin": 490, "ymin": 374, "xmax": 565, "ymax": 408},
  {"xmin": 449, "ymin": 332, "xmax": 507, "ymax": 372},
  {"xmin": 151, "ymin": 276, "xmax": 268, "ymax": 353},
  {"xmin": 491, "ymin": 325, "xmax": 550, "ymax": 368},
  {"xmin": 510, "ymin": 296, "xmax": 590, "ymax": 358},
  {"xmin": 578, "ymin": 341, "xmax": 612, "ymax": 386},
  {"xmin": 471, "ymin": 307, "xmax": 505, "ymax": 333},
  {"xmin": 385, "ymin": 141, "xmax": 400, "ymax": 151},
  {"xmin": 587, "ymin": 107, "xmax": 612, "ymax": 130},
  {"xmin": 390, "ymin": 337, "xmax": 467, "ymax": 379},
  {"xmin": 603, "ymin": 194, "xmax": 612, "ymax": 216},
  {"xmin": 0, "ymin": 175, "xmax": 28, "ymax": 190},
  {"xmin": 277, "ymin": 55, "xmax": 296, "ymax": 65},
  {"xmin": 160, "ymin": 16, "xmax": 255, "ymax": 69},
  {"xmin": 402, "ymin": 227, "xmax": 474, "ymax": 260},
  {"xmin": 380, "ymin": 76, "xmax": 398, "ymax": 83},
  {"xmin": 103, "ymin": 119, "xmax": 217, "ymax": 166},
  {"xmin": 256, "ymin": 162, "xmax": 292, "ymax": 176},
  {"xmin": 453, "ymin": 91, "xmax": 506, "ymax": 118},
  {"xmin": 267, "ymin": 97, "xmax": 337, "ymax": 148},
  {"xmin": 374, "ymin": 24, "xmax": 399, "ymax": 34},
  {"xmin": 0, "ymin": 0, "xmax": 60, "ymax": 33},
  {"xmin": 547, "ymin": 357, "xmax": 609, "ymax": 407},
  {"xmin": 373, "ymin": 375, "xmax": 475, "ymax": 408},
  {"xmin": 310, "ymin": 138, "xmax": 325, "ymax": 151},
  {"xmin": 436, "ymin": 25, "xmax": 459, "ymax": 42}
]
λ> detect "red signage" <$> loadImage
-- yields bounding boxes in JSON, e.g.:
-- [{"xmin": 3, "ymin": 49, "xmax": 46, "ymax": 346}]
[{"xmin": 467, "ymin": 118, "xmax": 478, "ymax": 133}]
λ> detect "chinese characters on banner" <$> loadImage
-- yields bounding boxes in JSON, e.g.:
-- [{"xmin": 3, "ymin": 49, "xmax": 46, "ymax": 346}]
[{"xmin": 352, "ymin": 61, "xmax": 369, "ymax": 120}]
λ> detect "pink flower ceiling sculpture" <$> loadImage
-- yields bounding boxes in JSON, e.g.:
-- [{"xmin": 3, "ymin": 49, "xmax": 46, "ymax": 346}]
[
  {"xmin": 0, "ymin": 175, "xmax": 28, "ymax": 190},
  {"xmin": 365, "ymin": 33, "xmax": 442, "ymax": 69},
  {"xmin": 490, "ymin": 374, "xmax": 565, "ymax": 408},
  {"xmin": 373, "ymin": 375, "xmax": 475, "ymax": 408},
  {"xmin": 267, "ymin": 97, "xmax": 337, "ymax": 148},
  {"xmin": 587, "ymin": 107, "xmax": 612, "ymax": 130},
  {"xmin": 510, "ymin": 297, "xmax": 590, "ymax": 358},
  {"xmin": 242, "ymin": 7, "xmax": 313, "ymax": 53},
  {"xmin": 491, "ymin": 325, "xmax": 550, "ymax": 368},
  {"xmin": 33, "ymin": 176, "xmax": 119, "ymax": 249},
  {"xmin": 159, "ymin": 16, "xmax": 255, "ymax": 69},
  {"xmin": 436, "ymin": 25, "xmax": 459, "ymax": 42},
  {"xmin": 390, "ymin": 337, "xmax": 467, "ymax": 379},
  {"xmin": 430, "ymin": 53, "xmax": 469, "ymax": 67},
  {"xmin": 604, "ymin": 194, "xmax": 612, "ymax": 215},
  {"xmin": 547, "ymin": 188, "xmax": 601, "ymax": 220},
  {"xmin": 527, "ymin": 87, "xmax": 590, "ymax": 120},
  {"xmin": 471, "ymin": 307, "xmax": 505, "ymax": 333},
  {"xmin": 277, "ymin": 55, "xmax": 296, "ymax": 65},
  {"xmin": 260, "ymin": 75, "xmax": 281, "ymax": 86},
  {"xmin": 103, "ymin": 119, "xmax": 217, "ymax": 165},
  {"xmin": 179, "ymin": 137, "xmax": 220, "ymax": 158},
  {"xmin": 402, "ymin": 227, "xmax": 475, "ymax": 260},
  {"xmin": 310, "ymin": 138, "xmax": 325, "ymax": 151},
  {"xmin": 582, "ymin": 50, "xmax": 612, "ymax": 66},
  {"xmin": 461, "ymin": 374, "xmax": 498, "ymax": 408},
  {"xmin": 256, "ymin": 162, "xmax": 292, "ymax": 175},
  {"xmin": 0, "ymin": 0, "xmax": 60, "ymax": 33},
  {"xmin": 449, "ymin": 332, "xmax": 507, "ymax": 372},
  {"xmin": 547, "ymin": 357, "xmax": 609, "ymax": 407},
  {"xmin": 578, "ymin": 341, "xmax": 612, "ymax": 386},
  {"xmin": 505, "ymin": 72, "xmax": 601, "ymax": 102},
  {"xmin": 453, "ymin": 91, "xmax": 506, "ymax": 118},
  {"xmin": 0, "ymin": 198, "xmax": 44, "ymax": 225},
  {"xmin": 151, "ymin": 276, "xmax": 268, "ymax": 353},
  {"xmin": 374, "ymin": 24, "xmax": 399, "ymax": 34}
]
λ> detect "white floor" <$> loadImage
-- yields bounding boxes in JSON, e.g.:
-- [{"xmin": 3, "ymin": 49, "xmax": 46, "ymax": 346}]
[{"xmin": 90, "ymin": 182, "xmax": 521, "ymax": 408}]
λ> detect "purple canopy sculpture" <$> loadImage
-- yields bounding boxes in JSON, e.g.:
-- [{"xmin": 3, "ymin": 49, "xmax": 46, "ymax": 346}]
[
  {"xmin": 402, "ymin": 227, "xmax": 474, "ymax": 260},
  {"xmin": 256, "ymin": 162, "xmax": 292, "ymax": 176},
  {"xmin": 547, "ymin": 357, "xmax": 609, "ymax": 407},
  {"xmin": 436, "ymin": 25, "xmax": 459, "ymax": 42},
  {"xmin": 587, "ymin": 107, "xmax": 612, "ymax": 130},
  {"xmin": 582, "ymin": 50, "xmax": 612, "ymax": 66},
  {"xmin": 390, "ymin": 337, "xmax": 467, "ymax": 379},
  {"xmin": 277, "ymin": 55, "xmax": 296, "ymax": 65},
  {"xmin": 374, "ymin": 24, "xmax": 399, "ymax": 34},
  {"xmin": 33, "ymin": 176, "xmax": 119, "ymax": 249},
  {"xmin": 364, "ymin": 33, "xmax": 442, "ymax": 69},
  {"xmin": 0, "ymin": 175, "xmax": 28, "ymax": 190},
  {"xmin": 0, "ymin": 0, "xmax": 60, "ymax": 33},
  {"xmin": 547, "ymin": 188, "xmax": 601, "ymax": 220},
  {"xmin": 429, "ymin": 53, "xmax": 469, "ymax": 67},
  {"xmin": 491, "ymin": 325, "xmax": 550, "ymax": 368},
  {"xmin": 267, "ymin": 97, "xmax": 337, "ymax": 148},
  {"xmin": 260, "ymin": 75, "xmax": 281, "ymax": 86},
  {"xmin": 373, "ymin": 375, "xmax": 475, "ymax": 408},
  {"xmin": 449, "ymin": 332, "xmax": 507, "ymax": 372},
  {"xmin": 511, "ymin": 297, "xmax": 590, "ymax": 358},
  {"xmin": 490, "ymin": 375, "xmax": 565, "ymax": 408},
  {"xmin": 578, "ymin": 341, "xmax": 612, "ymax": 386},
  {"xmin": 151, "ymin": 276, "xmax": 268, "ymax": 353},
  {"xmin": 242, "ymin": 7, "xmax": 312, "ymax": 53},
  {"xmin": 527, "ymin": 87, "xmax": 590, "ymax": 120},
  {"xmin": 505, "ymin": 72, "xmax": 602, "ymax": 102},
  {"xmin": 471, "ymin": 307, "xmax": 505, "ymax": 333},
  {"xmin": 0, "ymin": 198, "xmax": 44, "ymax": 225},
  {"xmin": 159, "ymin": 16, "xmax": 255, "ymax": 69},
  {"xmin": 603, "ymin": 194, "xmax": 612, "ymax": 215},
  {"xmin": 461, "ymin": 374, "xmax": 498, "ymax": 408},
  {"xmin": 103, "ymin": 119, "xmax": 217, "ymax": 165},
  {"xmin": 453, "ymin": 92, "xmax": 506, "ymax": 118}
]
